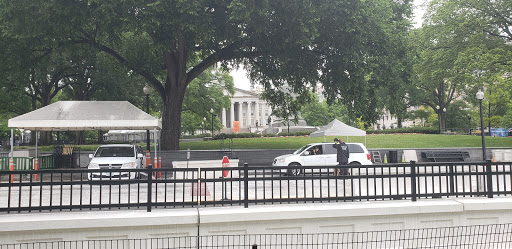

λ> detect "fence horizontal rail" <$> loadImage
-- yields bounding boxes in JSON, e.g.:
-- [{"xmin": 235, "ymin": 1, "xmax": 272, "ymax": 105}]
[
  {"xmin": 1, "ymin": 223, "xmax": 511, "ymax": 248},
  {"xmin": 0, "ymin": 161, "xmax": 511, "ymax": 213}
]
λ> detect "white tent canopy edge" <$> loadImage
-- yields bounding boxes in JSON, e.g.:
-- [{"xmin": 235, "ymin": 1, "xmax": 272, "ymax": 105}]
[
  {"xmin": 7, "ymin": 101, "xmax": 161, "ymax": 166},
  {"xmin": 310, "ymin": 119, "xmax": 367, "ymax": 146}
]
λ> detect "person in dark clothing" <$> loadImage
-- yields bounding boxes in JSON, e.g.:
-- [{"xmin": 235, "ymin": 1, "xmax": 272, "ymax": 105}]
[{"xmin": 332, "ymin": 138, "xmax": 350, "ymax": 175}]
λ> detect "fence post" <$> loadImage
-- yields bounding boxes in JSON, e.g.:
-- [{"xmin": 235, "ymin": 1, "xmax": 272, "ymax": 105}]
[
  {"xmin": 486, "ymin": 160, "xmax": 493, "ymax": 198},
  {"xmin": 244, "ymin": 163, "xmax": 249, "ymax": 208},
  {"xmin": 449, "ymin": 164, "xmax": 455, "ymax": 196},
  {"xmin": 147, "ymin": 164, "xmax": 153, "ymax": 212},
  {"xmin": 410, "ymin": 161, "xmax": 417, "ymax": 202}
]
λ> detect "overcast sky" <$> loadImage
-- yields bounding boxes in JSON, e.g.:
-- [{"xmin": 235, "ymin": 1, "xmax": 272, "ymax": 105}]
[{"xmin": 230, "ymin": 0, "xmax": 428, "ymax": 90}]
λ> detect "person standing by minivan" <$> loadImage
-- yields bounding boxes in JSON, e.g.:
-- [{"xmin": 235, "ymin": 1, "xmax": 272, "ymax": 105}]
[{"xmin": 332, "ymin": 138, "xmax": 350, "ymax": 175}]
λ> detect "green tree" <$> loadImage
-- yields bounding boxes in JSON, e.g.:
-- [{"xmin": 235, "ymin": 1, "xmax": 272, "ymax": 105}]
[
  {"xmin": 416, "ymin": 0, "xmax": 512, "ymax": 132},
  {"xmin": 0, "ymin": 0, "xmax": 413, "ymax": 150},
  {"xmin": 181, "ymin": 68, "xmax": 234, "ymax": 135},
  {"xmin": 301, "ymin": 96, "xmax": 349, "ymax": 127}
]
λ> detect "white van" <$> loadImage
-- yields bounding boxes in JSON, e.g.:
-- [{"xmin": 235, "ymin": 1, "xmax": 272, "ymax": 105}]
[
  {"xmin": 88, "ymin": 144, "xmax": 146, "ymax": 180},
  {"xmin": 272, "ymin": 142, "xmax": 372, "ymax": 176}
]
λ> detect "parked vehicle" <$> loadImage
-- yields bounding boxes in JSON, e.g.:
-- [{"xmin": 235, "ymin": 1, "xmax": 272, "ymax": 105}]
[
  {"xmin": 272, "ymin": 142, "xmax": 372, "ymax": 176},
  {"xmin": 88, "ymin": 144, "xmax": 146, "ymax": 180}
]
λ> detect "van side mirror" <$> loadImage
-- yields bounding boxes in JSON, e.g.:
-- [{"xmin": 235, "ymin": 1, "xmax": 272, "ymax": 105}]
[
  {"xmin": 137, "ymin": 153, "xmax": 144, "ymax": 158},
  {"xmin": 88, "ymin": 154, "xmax": 93, "ymax": 159},
  {"xmin": 303, "ymin": 151, "xmax": 310, "ymax": 156}
]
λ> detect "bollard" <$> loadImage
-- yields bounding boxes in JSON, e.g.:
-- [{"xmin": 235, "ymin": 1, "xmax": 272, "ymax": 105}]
[
  {"xmin": 145, "ymin": 151, "xmax": 151, "ymax": 168},
  {"xmin": 9, "ymin": 158, "xmax": 14, "ymax": 183},
  {"xmin": 158, "ymin": 157, "xmax": 162, "ymax": 178},
  {"xmin": 154, "ymin": 157, "xmax": 158, "ymax": 178},
  {"xmin": 34, "ymin": 158, "xmax": 39, "ymax": 181}
]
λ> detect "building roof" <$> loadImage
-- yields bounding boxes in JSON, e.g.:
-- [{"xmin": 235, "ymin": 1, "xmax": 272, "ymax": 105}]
[{"xmin": 8, "ymin": 101, "xmax": 161, "ymax": 131}]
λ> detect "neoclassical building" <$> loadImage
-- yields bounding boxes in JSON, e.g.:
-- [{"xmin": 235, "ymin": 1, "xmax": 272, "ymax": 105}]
[{"xmin": 219, "ymin": 88, "xmax": 273, "ymax": 133}]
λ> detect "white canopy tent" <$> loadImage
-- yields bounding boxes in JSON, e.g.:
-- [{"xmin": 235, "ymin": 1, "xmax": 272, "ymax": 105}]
[
  {"xmin": 310, "ymin": 119, "xmax": 367, "ymax": 145},
  {"xmin": 8, "ymin": 101, "xmax": 161, "ymax": 131},
  {"xmin": 8, "ymin": 101, "xmax": 161, "ymax": 165}
]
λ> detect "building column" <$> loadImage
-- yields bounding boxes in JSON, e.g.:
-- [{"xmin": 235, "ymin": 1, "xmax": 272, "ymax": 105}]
[
  {"xmin": 268, "ymin": 106, "xmax": 273, "ymax": 124},
  {"xmin": 222, "ymin": 108, "xmax": 227, "ymax": 128},
  {"xmin": 230, "ymin": 102, "xmax": 235, "ymax": 129},
  {"xmin": 238, "ymin": 102, "xmax": 244, "ymax": 128},
  {"xmin": 255, "ymin": 101, "xmax": 260, "ymax": 127},
  {"xmin": 247, "ymin": 101, "xmax": 252, "ymax": 127}
]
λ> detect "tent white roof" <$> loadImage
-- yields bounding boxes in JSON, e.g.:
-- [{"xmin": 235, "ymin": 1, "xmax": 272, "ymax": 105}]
[
  {"xmin": 310, "ymin": 119, "xmax": 366, "ymax": 138},
  {"xmin": 8, "ymin": 101, "xmax": 161, "ymax": 131}
]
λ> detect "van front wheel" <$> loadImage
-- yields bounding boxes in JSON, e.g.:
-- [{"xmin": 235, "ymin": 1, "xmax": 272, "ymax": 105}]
[{"xmin": 287, "ymin": 163, "xmax": 302, "ymax": 176}]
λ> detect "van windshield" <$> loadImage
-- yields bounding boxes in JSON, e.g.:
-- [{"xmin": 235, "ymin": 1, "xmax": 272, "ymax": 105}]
[
  {"xmin": 293, "ymin": 144, "xmax": 311, "ymax": 155},
  {"xmin": 94, "ymin": 146, "xmax": 134, "ymax": 158}
]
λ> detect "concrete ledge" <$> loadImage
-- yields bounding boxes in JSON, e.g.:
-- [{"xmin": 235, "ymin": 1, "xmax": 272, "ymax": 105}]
[
  {"xmin": 0, "ymin": 208, "xmax": 198, "ymax": 232},
  {"xmin": 1, "ymin": 197, "xmax": 511, "ymax": 243}
]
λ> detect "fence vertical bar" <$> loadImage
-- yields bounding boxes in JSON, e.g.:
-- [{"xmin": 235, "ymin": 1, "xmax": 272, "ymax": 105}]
[
  {"xmin": 486, "ymin": 160, "xmax": 493, "ymax": 198},
  {"xmin": 147, "ymin": 164, "xmax": 153, "ymax": 212},
  {"xmin": 410, "ymin": 161, "xmax": 417, "ymax": 202},
  {"xmin": 244, "ymin": 163, "xmax": 249, "ymax": 208},
  {"xmin": 449, "ymin": 164, "xmax": 455, "ymax": 196}
]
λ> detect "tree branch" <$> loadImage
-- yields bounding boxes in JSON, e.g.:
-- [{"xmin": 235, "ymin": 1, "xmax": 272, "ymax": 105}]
[
  {"xmin": 79, "ymin": 29, "xmax": 165, "ymax": 96},
  {"xmin": 187, "ymin": 45, "xmax": 266, "ymax": 84}
]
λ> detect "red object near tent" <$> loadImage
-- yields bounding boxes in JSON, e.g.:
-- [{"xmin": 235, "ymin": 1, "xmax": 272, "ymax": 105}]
[{"xmin": 222, "ymin": 156, "xmax": 229, "ymax": 177}]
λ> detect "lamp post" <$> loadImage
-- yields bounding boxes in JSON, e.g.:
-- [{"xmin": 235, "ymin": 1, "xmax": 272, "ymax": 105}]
[
  {"xmin": 476, "ymin": 89, "xmax": 486, "ymax": 161},
  {"xmin": 468, "ymin": 115, "xmax": 472, "ymax": 135},
  {"xmin": 203, "ymin": 117, "xmax": 206, "ymax": 134},
  {"xmin": 285, "ymin": 110, "xmax": 290, "ymax": 134},
  {"xmin": 143, "ymin": 85, "xmax": 152, "ymax": 152},
  {"xmin": 442, "ymin": 107, "xmax": 447, "ymax": 132},
  {"xmin": 210, "ymin": 108, "xmax": 215, "ymax": 136},
  {"xmin": 436, "ymin": 105, "xmax": 440, "ymax": 134}
]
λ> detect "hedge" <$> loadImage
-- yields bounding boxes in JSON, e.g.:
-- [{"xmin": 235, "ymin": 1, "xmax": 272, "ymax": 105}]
[{"xmin": 366, "ymin": 127, "xmax": 439, "ymax": 134}]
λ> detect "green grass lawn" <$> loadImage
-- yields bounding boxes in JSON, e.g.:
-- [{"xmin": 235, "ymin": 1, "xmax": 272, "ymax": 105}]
[
  {"xmin": 180, "ymin": 134, "xmax": 512, "ymax": 150},
  {"xmin": 24, "ymin": 134, "xmax": 512, "ymax": 151}
]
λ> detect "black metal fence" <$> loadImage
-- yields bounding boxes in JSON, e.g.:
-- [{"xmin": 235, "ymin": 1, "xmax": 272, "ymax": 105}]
[
  {"xmin": 0, "ymin": 161, "xmax": 511, "ymax": 213},
  {"xmin": 1, "ymin": 223, "xmax": 511, "ymax": 248}
]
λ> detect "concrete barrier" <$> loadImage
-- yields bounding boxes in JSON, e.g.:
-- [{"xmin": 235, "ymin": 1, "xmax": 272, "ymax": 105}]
[
  {"xmin": 172, "ymin": 159, "xmax": 240, "ymax": 179},
  {"xmin": 0, "ymin": 197, "xmax": 511, "ymax": 244}
]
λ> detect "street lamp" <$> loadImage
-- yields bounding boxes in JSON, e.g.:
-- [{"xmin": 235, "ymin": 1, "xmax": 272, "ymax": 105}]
[
  {"xmin": 476, "ymin": 89, "xmax": 486, "ymax": 161},
  {"xmin": 468, "ymin": 115, "xmax": 472, "ymax": 135},
  {"xmin": 143, "ymin": 85, "xmax": 152, "ymax": 153},
  {"xmin": 210, "ymin": 108, "xmax": 215, "ymax": 136},
  {"xmin": 436, "ymin": 105, "xmax": 440, "ymax": 134},
  {"xmin": 285, "ymin": 110, "xmax": 290, "ymax": 134}
]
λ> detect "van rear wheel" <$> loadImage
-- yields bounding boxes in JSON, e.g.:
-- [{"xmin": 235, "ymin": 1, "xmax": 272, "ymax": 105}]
[{"xmin": 287, "ymin": 163, "xmax": 302, "ymax": 176}]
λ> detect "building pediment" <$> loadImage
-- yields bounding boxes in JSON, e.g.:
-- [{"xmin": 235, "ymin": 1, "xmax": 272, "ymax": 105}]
[{"xmin": 232, "ymin": 87, "xmax": 261, "ymax": 98}]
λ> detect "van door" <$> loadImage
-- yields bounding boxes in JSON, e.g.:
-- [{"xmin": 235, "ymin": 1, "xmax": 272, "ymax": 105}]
[
  {"xmin": 323, "ymin": 144, "xmax": 338, "ymax": 166},
  {"xmin": 302, "ymin": 145, "xmax": 326, "ymax": 166}
]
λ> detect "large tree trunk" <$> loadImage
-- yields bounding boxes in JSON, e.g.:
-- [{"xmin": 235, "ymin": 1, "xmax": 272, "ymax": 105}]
[
  {"xmin": 97, "ymin": 130, "xmax": 104, "ymax": 144},
  {"xmin": 438, "ymin": 111, "xmax": 447, "ymax": 133},
  {"xmin": 160, "ymin": 84, "xmax": 187, "ymax": 150}
]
